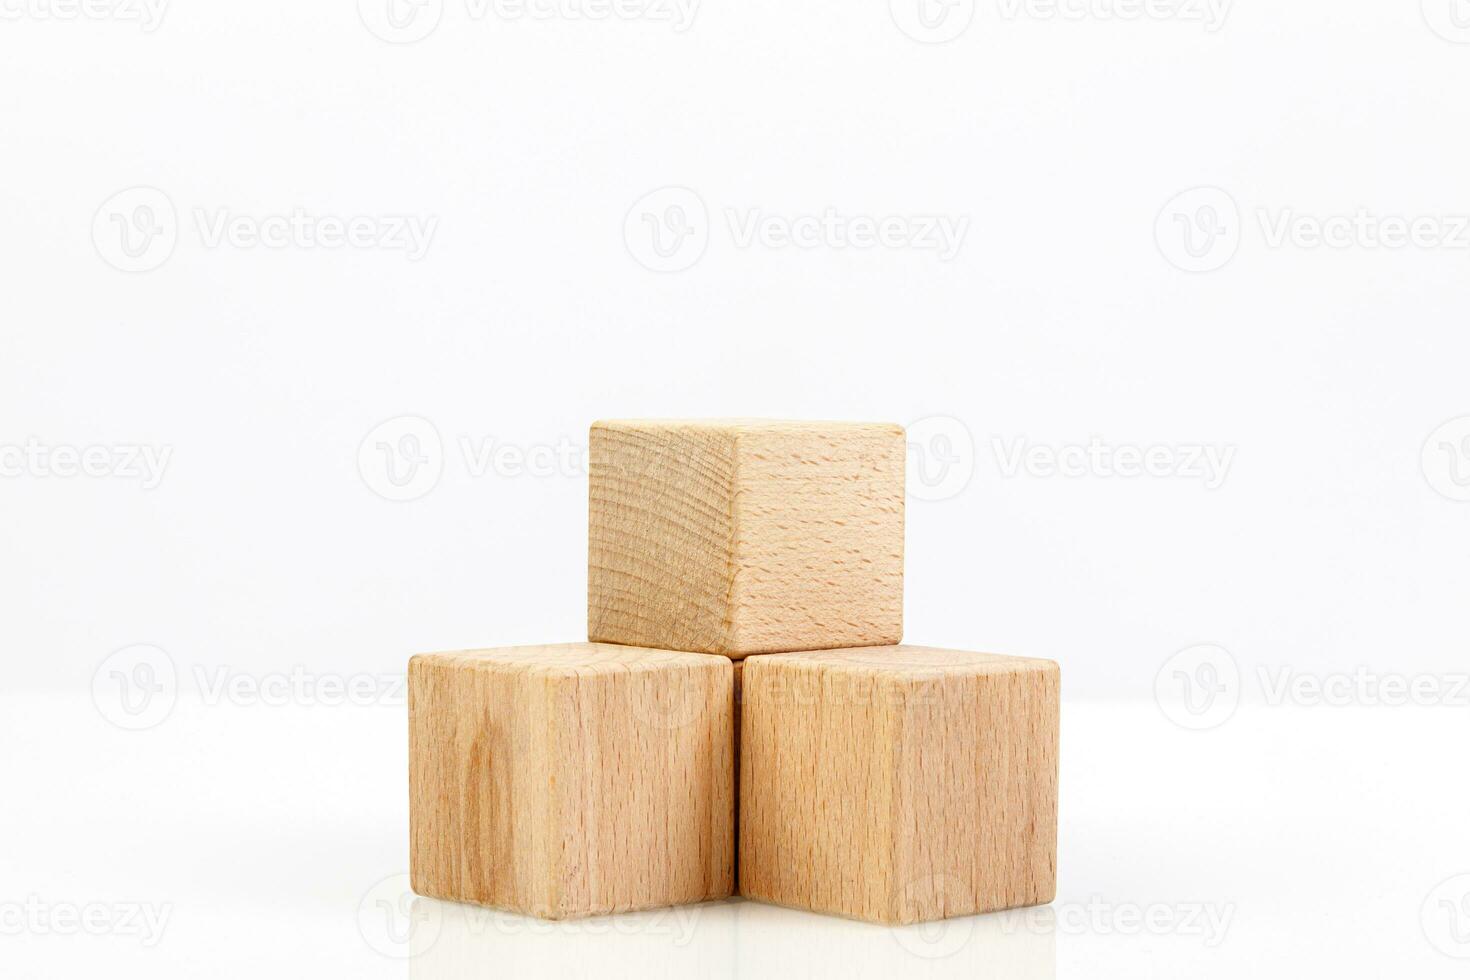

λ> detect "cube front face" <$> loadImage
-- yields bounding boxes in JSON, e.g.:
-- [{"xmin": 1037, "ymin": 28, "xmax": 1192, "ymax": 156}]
[
  {"xmin": 739, "ymin": 646, "xmax": 1059, "ymax": 924},
  {"xmin": 409, "ymin": 643, "xmax": 734, "ymax": 919},
  {"xmin": 589, "ymin": 420, "xmax": 905, "ymax": 657}
]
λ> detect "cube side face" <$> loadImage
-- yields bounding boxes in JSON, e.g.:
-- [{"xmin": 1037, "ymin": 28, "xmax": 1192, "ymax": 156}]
[
  {"xmin": 546, "ymin": 658, "xmax": 735, "ymax": 916},
  {"xmin": 738, "ymin": 658, "xmax": 899, "ymax": 920},
  {"xmin": 410, "ymin": 649, "xmax": 734, "ymax": 919},
  {"xmin": 887, "ymin": 663, "xmax": 1059, "ymax": 924},
  {"xmin": 739, "ymin": 651, "xmax": 1059, "ymax": 925},
  {"xmin": 729, "ymin": 424, "xmax": 905, "ymax": 654},
  {"xmin": 409, "ymin": 658, "xmax": 555, "ymax": 914},
  {"xmin": 588, "ymin": 422, "xmax": 738, "ymax": 655}
]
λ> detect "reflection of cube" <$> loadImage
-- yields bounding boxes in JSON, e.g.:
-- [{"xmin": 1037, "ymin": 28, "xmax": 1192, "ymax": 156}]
[
  {"xmin": 588, "ymin": 420, "xmax": 906, "ymax": 658},
  {"xmin": 739, "ymin": 646, "xmax": 1059, "ymax": 924},
  {"xmin": 409, "ymin": 643, "xmax": 734, "ymax": 919}
]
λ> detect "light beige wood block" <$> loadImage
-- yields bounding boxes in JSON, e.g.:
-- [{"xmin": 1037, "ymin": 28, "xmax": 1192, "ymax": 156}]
[
  {"xmin": 588, "ymin": 419, "xmax": 905, "ymax": 658},
  {"xmin": 409, "ymin": 643, "xmax": 734, "ymax": 919},
  {"xmin": 739, "ymin": 646, "xmax": 1059, "ymax": 924}
]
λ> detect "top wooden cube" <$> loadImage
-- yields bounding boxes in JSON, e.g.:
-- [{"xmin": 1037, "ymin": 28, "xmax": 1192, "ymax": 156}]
[{"xmin": 588, "ymin": 420, "xmax": 905, "ymax": 658}]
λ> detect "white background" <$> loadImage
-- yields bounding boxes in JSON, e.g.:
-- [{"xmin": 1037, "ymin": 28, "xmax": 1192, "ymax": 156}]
[{"xmin": 3, "ymin": 0, "xmax": 1470, "ymax": 976}]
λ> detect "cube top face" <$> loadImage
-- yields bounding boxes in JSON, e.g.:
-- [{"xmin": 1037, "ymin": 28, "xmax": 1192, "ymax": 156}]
[
  {"xmin": 411, "ymin": 641, "xmax": 717, "ymax": 678},
  {"xmin": 763, "ymin": 644, "xmax": 1058, "ymax": 678},
  {"xmin": 588, "ymin": 419, "xmax": 905, "ymax": 658},
  {"xmin": 739, "ymin": 648, "xmax": 1058, "ymax": 925},
  {"xmin": 410, "ymin": 643, "xmax": 733, "ymax": 919},
  {"xmin": 592, "ymin": 418, "xmax": 902, "ymax": 434}
]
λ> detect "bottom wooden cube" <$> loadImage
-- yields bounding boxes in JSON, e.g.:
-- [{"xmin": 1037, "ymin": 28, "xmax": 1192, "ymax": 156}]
[
  {"xmin": 410, "ymin": 643, "xmax": 733, "ymax": 919},
  {"xmin": 739, "ymin": 646, "xmax": 1059, "ymax": 924}
]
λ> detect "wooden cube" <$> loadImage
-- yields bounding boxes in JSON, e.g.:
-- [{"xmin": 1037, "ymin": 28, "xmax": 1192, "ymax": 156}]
[
  {"xmin": 409, "ymin": 643, "xmax": 734, "ymax": 919},
  {"xmin": 588, "ymin": 420, "xmax": 905, "ymax": 658},
  {"xmin": 739, "ymin": 646, "xmax": 1059, "ymax": 924}
]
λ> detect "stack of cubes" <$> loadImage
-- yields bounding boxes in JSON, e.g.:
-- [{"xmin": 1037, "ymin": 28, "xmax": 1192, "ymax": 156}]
[{"xmin": 408, "ymin": 420, "xmax": 1059, "ymax": 924}]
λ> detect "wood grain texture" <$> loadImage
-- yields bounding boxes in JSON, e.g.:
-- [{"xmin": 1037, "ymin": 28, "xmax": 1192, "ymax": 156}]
[
  {"xmin": 733, "ymin": 660, "xmax": 743, "ymax": 893},
  {"xmin": 409, "ymin": 643, "xmax": 733, "ymax": 919},
  {"xmin": 739, "ymin": 646, "xmax": 1059, "ymax": 924},
  {"xmin": 588, "ymin": 420, "xmax": 905, "ymax": 658}
]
